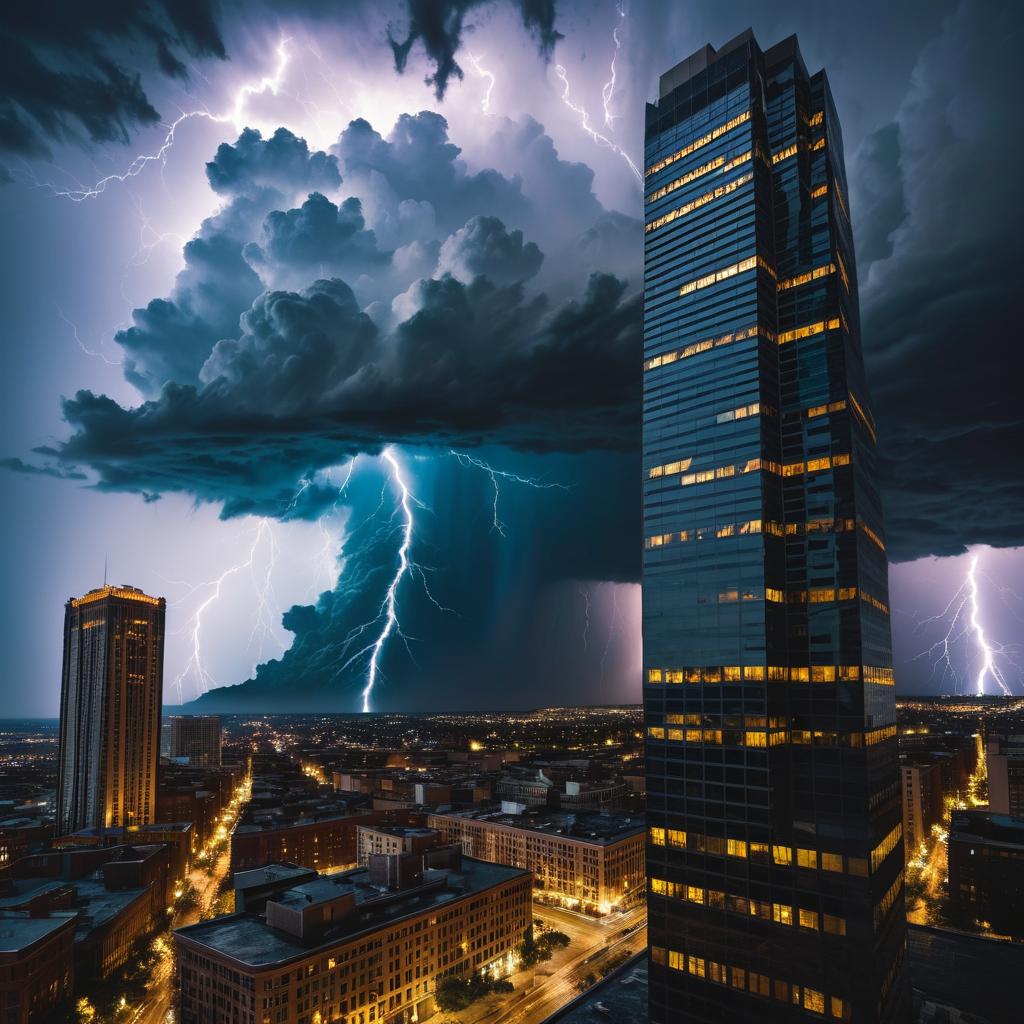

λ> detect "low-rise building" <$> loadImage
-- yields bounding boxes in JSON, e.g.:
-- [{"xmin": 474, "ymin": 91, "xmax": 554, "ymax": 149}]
[
  {"xmin": 948, "ymin": 810, "xmax": 1024, "ymax": 936},
  {"xmin": 356, "ymin": 826, "xmax": 441, "ymax": 866},
  {"xmin": 174, "ymin": 852, "xmax": 532, "ymax": 1024},
  {"xmin": 0, "ymin": 911, "xmax": 77, "ymax": 1024},
  {"xmin": 428, "ymin": 810, "xmax": 644, "ymax": 915}
]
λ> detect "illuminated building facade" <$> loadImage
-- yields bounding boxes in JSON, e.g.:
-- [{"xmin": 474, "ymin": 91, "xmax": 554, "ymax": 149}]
[
  {"xmin": 428, "ymin": 810, "xmax": 645, "ymax": 915},
  {"xmin": 57, "ymin": 585, "xmax": 166, "ymax": 835},
  {"xmin": 643, "ymin": 31, "xmax": 907, "ymax": 1022},
  {"xmin": 175, "ymin": 854, "xmax": 531, "ymax": 1024}
]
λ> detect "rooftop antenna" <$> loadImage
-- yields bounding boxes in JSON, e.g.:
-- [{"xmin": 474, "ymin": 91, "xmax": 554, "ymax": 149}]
[{"xmin": 103, "ymin": 553, "xmax": 108, "ymax": 587}]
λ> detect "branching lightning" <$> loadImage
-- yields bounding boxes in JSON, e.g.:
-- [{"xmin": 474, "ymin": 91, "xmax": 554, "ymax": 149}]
[
  {"xmin": 910, "ymin": 551, "xmax": 1021, "ymax": 695},
  {"xmin": 601, "ymin": 3, "xmax": 626, "ymax": 128},
  {"xmin": 448, "ymin": 450, "xmax": 568, "ymax": 537},
  {"xmin": 553, "ymin": 3, "xmax": 641, "ymax": 184},
  {"xmin": 553, "ymin": 64, "xmax": 641, "ymax": 182},
  {"xmin": 56, "ymin": 307, "xmax": 123, "ymax": 366},
  {"xmin": 599, "ymin": 582, "xmax": 619, "ymax": 682},
  {"xmin": 169, "ymin": 518, "xmax": 283, "ymax": 703},
  {"xmin": 37, "ymin": 38, "xmax": 293, "ymax": 202},
  {"xmin": 966, "ymin": 555, "xmax": 1012, "ymax": 696},
  {"xmin": 579, "ymin": 585, "xmax": 591, "ymax": 652},
  {"xmin": 359, "ymin": 448, "xmax": 414, "ymax": 713},
  {"xmin": 467, "ymin": 54, "xmax": 496, "ymax": 116}
]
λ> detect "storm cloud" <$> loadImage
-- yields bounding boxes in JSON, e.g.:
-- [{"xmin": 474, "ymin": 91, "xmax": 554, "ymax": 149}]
[{"xmin": 856, "ymin": 0, "xmax": 1024, "ymax": 561}]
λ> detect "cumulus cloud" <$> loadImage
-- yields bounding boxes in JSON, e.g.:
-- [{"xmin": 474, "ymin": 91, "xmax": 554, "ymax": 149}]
[
  {"xmin": 436, "ymin": 215, "xmax": 543, "ymax": 284},
  {"xmin": 244, "ymin": 192, "xmax": 390, "ymax": 290},
  {"xmin": 856, "ymin": 0, "xmax": 1023, "ymax": 561},
  {"xmin": 334, "ymin": 112, "xmax": 529, "ymax": 234},
  {"xmin": 58, "ymin": 268, "xmax": 639, "ymax": 513},
  {"xmin": 117, "ymin": 128, "xmax": 341, "ymax": 394}
]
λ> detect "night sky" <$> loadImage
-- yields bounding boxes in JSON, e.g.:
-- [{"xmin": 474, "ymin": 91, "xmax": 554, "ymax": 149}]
[{"xmin": 1, "ymin": 1, "xmax": 1021, "ymax": 716}]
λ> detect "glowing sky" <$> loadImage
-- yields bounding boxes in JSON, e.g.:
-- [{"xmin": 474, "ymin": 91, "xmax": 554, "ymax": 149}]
[{"xmin": 1, "ymin": 0, "xmax": 1020, "ymax": 715}]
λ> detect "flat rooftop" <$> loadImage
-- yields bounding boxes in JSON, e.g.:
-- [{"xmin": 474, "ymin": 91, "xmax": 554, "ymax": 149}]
[
  {"xmin": 175, "ymin": 856, "xmax": 528, "ymax": 968},
  {"xmin": 434, "ymin": 809, "xmax": 644, "ymax": 845},
  {"xmin": 0, "ymin": 912, "xmax": 77, "ymax": 953},
  {"xmin": 359, "ymin": 826, "xmax": 437, "ymax": 838}
]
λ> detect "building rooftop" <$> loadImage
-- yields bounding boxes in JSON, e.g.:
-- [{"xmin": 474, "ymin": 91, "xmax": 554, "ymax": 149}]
[
  {"xmin": 0, "ymin": 912, "xmax": 77, "ymax": 954},
  {"xmin": 433, "ymin": 809, "xmax": 644, "ymax": 845},
  {"xmin": 360, "ymin": 826, "xmax": 437, "ymax": 838},
  {"xmin": 175, "ymin": 856, "xmax": 528, "ymax": 968}
]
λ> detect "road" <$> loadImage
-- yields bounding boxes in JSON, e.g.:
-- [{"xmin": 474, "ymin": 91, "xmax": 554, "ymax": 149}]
[
  {"xmin": 127, "ymin": 773, "xmax": 252, "ymax": 1024},
  {"xmin": 460, "ymin": 905, "xmax": 647, "ymax": 1024}
]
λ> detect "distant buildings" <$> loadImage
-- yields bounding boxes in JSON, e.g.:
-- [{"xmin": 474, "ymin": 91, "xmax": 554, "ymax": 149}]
[
  {"xmin": 496, "ymin": 770, "xmax": 627, "ymax": 812},
  {"xmin": 900, "ymin": 756, "xmax": 944, "ymax": 857},
  {"xmin": 356, "ymin": 824, "xmax": 440, "ymax": 866},
  {"xmin": 948, "ymin": 811, "xmax": 1024, "ymax": 936},
  {"xmin": 986, "ymin": 734, "xmax": 1024, "ymax": 818},
  {"xmin": 57, "ymin": 585, "xmax": 166, "ymax": 835},
  {"xmin": 230, "ymin": 758, "xmax": 424, "ymax": 874},
  {"xmin": 174, "ymin": 852, "xmax": 532, "ymax": 1024},
  {"xmin": 428, "ymin": 809, "xmax": 644, "ymax": 915},
  {"xmin": 642, "ymin": 30, "xmax": 906, "ymax": 1022},
  {"xmin": 164, "ymin": 715, "xmax": 222, "ymax": 768}
]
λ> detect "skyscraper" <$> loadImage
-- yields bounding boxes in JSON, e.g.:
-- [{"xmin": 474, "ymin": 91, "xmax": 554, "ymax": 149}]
[
  {"xmin": 642, "ymin": 31, "xmax": 907, "ymax": 1023},
  {"xmin": 57, "ymin": 585, "xmax": 166, "ymax": 834}
]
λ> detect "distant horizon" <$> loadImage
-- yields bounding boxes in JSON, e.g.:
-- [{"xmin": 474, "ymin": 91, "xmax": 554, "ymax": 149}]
[{"xmin": 3, "ymin": 690, "xmax": 1021, "ymax": 726}]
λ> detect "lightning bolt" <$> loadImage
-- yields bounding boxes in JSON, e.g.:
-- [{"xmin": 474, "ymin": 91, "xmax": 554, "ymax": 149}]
[
  {"xmin": 56, "ymin": 308, "xmax": 123, "ymax": 366},
  {"xmin": 967, "ymin": 554, "xmax": 1012, "ymax": 696},
  {"xmin": 579, "ymin": 584, "xmax": 591, "ymax": 652},
  {"xmin": 36, "ymin": 38, "xmax": 293, "ymax": 202},
  {"xmin": 602, "ymin": 3, "xmax": 626, "ymax": 128},
  {"xmin": 599, "ymin": 582, "xmax": 619, "ymax": 682},
  {"xmin": 448, "ymin": 450, "xmax": 568, "ymax": 537},
  {"xmin": 467, "ymin": 54, "xmax": 496, "ymax": 115},
  {"xmin": 910, "ymin": 550, "xmax": 1021, "ymax": 696},
  {"xmin": 169, "ymin": 518, "xmax": 284, "ymax": 703},
  {"xmin": 360, "ymin": 447, "xmax": 414, "ymax": 713},
  {"xmin": 308, "ymin": 460, "xmax": 358, "ymax": 600},
  {"xmin": 552, "ymin": 10, "xmax": 638, "ymax": 184}
]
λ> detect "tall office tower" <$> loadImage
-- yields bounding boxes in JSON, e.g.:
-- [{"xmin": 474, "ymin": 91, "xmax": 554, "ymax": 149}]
[
  {"xmin": 165, "ymin": 715, "xmax": 222, "ymax": 768},
  {"xmin": 643, "ymin": 31, "xmax": 907, "ymax": 1024},
  {"xmin": 57, "ymin": 585, "xmax": 166, "ymax": 834}
]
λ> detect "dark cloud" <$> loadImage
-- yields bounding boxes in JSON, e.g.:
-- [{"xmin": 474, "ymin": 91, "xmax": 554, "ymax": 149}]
[
  {"xmin": 0, "ymin": 456, "xmax": 86, "ymax": 480},
  {"xmin": 857, "ymin": 0, "xmax": 1024, "ymax": 562},
  {"xmin": 436, "ymin": 215, "xmax": 543, "ymax": 284},
  {"xmin": 0, "ymin": 1, "xmax": 225, "ymax": 160},
  {"xmin": 118, "ymin": 128, "xmax": 341, "ymax": 394},
  {"xmin": 57, "ymin": 269, "xmax": 640, "ymax": 512},
  {"xmin": 334, "ymin": 113, "xmax": 528, "ymax": 234},
  {"xmin": 206, "ymin": 127, "xmax": 341, "ymax": 199},
  {"xmin": 388, "ymin": 0, "xmax": 560, "ymax": 100},
  {"xmin": 244, "ymin": 193, "xmax": 389, "ymax": 285},
  {"xmin": 187, "ymin": 449, "xmax": 637, "ymax": 714}
]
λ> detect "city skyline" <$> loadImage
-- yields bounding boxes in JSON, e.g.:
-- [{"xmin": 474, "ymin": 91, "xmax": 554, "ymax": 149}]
[{"xmin": 1, "ymin": 0, "xmax": 1021, "ymax": 718}]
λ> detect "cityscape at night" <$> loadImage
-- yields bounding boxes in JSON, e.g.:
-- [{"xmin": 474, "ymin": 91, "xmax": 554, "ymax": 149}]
[{"xmin": 1, "ymin": 1, "xmax": 1022, "ymax": 1023}]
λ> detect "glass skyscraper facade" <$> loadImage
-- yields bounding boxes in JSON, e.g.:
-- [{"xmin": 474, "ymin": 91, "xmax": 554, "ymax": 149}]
[
  {"xmin": 57, "ymin": 584, "xmax": 166, "ymax": 834},
  {"xmin": 642, "ymin": 31, "xmax": 907, "ymax": 1023}
]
